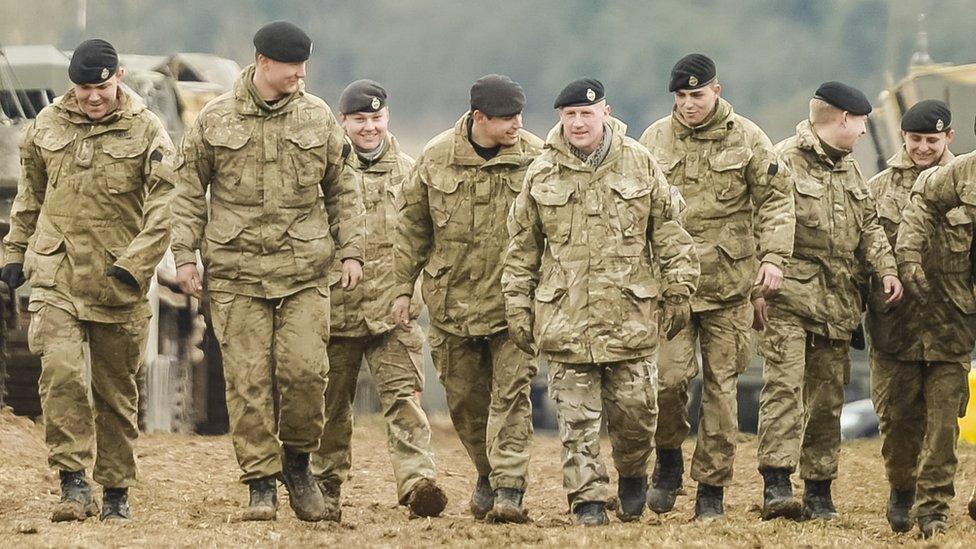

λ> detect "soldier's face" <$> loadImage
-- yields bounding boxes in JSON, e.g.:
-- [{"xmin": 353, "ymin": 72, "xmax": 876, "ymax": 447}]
[
  {"xmin": 472, "ymin": 112, "xmax": 523, "ymax": 147},
  {"xmin": 674, "ymin": 83, "xmax": 720, "ymax": 126},
  {"xmin": 73, "ymin": 69, "xmax": 123, "ymax": 121},
  {"xmin": 259, "ymin": 56, "xmax": 306, "ymax": 95},
  {"xmin": 341, "ymin": 108, "xmax": 389, "ymax": 151},
  {"xmin": 559, "ymin": 101, "xmax": 610, "ymax": 153},
  {"xmin": 835, "ymin": 113, "xmax": 868, "ymax": 150},
  {"xmin": 904, "ymin": 130, "xmax": 953, "ymax": 169}
]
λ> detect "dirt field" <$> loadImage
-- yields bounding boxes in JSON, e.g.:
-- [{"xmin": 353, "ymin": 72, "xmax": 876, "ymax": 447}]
[{"xmin": 2, "ymin": 409, "xmax": 976, "ymax": 547}]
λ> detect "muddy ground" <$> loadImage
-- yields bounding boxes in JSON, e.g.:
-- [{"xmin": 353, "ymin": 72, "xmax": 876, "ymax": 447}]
[{"xmin": 2, "ymin": 408, "xmax": 976, "ymax": 547}]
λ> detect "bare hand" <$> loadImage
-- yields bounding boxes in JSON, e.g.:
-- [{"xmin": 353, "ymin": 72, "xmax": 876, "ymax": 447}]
[
  {"xmin": 341, "ymin": 259, "xmax": 363, "ymax": 290},
  {"xmin": 882, "ymin": 274, "xmax": 904, "ymax": 304},
  {"xmin": 755, "ymin": 262, "xmax": 784, "ymax": 297},
  {"xmin": 392, "ymin": 295, "xmax": 411, "ymax": 329},
  {"xmin": 176, "ymin": 263, "xmax": 203, "ymax": 298},
  {"xmin": 752, "ymin": 297, "xmax": 768, "ymax": 331}
]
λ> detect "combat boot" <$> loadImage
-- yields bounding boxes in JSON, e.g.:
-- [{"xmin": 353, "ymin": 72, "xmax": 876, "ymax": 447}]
[
  {"xmin": 316, "ymin": 477, "xmax": 342, "ymax": 522},
  {"xmin": 486, "ymin": 487, "xmax": 528, "ymax": 523},
  {"xmin": 281, "ymin": 446, "xmax": 328, "ymax": 522},
  {"xmin": 100, "ymin": 488, "xmax": 132, "ymax": 521},
  {"xmin": 406, "ymin": 478, "xmax": 448, "ymax": 518},
  {"xmin": 647, "ymin": 448, "xmax": 683, "ymax": 513},
  {"xmin": 919, "ymin": 515, "xmax": 947, "ymax": 539},
  {"xmin": 760, "ymin": 468, "xmax": 802, "ymax": 521},
  {"xmin": 573, "ymin": 501, "xmax": 609, "ymax": 526},
  {"xmin": 241, "ymin": 476, "xmax": 277, "ymax": 521},
  {"xmin": 802, "ymin": 479, "xmax": 838, "ymax": 520},
  {"xmin": 693, "ymin": 483, "xmax": 724, "ymax": 521},
  {"xmin": 469, "ymin": 475, "xmax": 494, "ymax": 519},
  {"xmin": 51, "ymin": 470, "xmax": 99, "ymax": 522},
  {"xmin": 615, "ymin": 476, "xmax": 647, "ymax": 522},
  {"xmin": 885, "ymin": 488, "xmax": 914, "ymax": 533}
]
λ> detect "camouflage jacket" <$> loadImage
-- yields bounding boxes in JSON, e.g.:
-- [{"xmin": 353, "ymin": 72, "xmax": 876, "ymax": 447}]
[
  {"xmin": 170, "ymin": 65, "xmax": 364, "ymax": 299},
  {"xmin": 3, "ymin": 88, "xmax": 176, "ymax": 322},
  {"xmin": 503, "ymin": 118, "xmax": 700, "ymax": 364},
  {"xmin": 771, "ymin": 120, "xmax": 897, "ymax": 340},
  {"xmin": 640, "ymin": 98, "xmax": 794, "ymax": 311},
  {"xmin": 330, "ymin": 135, "xmax": 419, "ymax": 337},
  {"xmin": 393, "ymin": 113, "xmax": 543, "ymax": 337},
  {"xmin": 892, "ymin": 150, "xmax": 976, "ymax": 362}
]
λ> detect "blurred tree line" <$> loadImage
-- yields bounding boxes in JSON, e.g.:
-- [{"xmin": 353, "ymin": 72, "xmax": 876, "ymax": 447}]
[{"xmin": 2, "ymin": 0, "xmax": 974, "ymax": 152}]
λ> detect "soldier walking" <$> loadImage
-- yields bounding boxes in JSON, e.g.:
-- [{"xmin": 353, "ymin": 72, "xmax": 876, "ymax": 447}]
[
  {"xmin": 171, "ymin": 22, "xmax": 364, "ymax": 522},
  {"xmin": 0, "ymin": 39, "xmax": 176, "ymax": 521},
  {"xmin": 639, "ymin": 54, "xmax": 795, "ymax": 520},
  {"xmin": 311, "ymin": 79, "xmax": 447, "ymax": 519},
  {"xmin": 888, "ymin": 102, "xmax": 973, "ymax": 538},
  {"xmin": 754, "ymin": 82, "xmax": 902, "ymax": 521},
  {"xmin": 392, "ymin": 74, "xmax": 542, "ymax": 522},
  {"xmin": 504, "ymin": 79, "xmax": 700, "ymax": 525}
]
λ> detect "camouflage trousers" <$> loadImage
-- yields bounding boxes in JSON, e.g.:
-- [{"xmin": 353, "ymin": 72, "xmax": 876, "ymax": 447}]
[
  {"xmin": 311, "ymin": 325, "xmax": 436, "ymax": 503},
  {"xmin": 756, "ymin": 311, "xmax": 848, "ymax": 480},
  {"xmin": 28, "ymin": 302, "xmax": 148, "ymax": 488},
  {"xmin": 209, "ymin": 287, "xmax": 330, "ymax": 482},
  {"xmin": 656, "ymin": 300, "xmax": 752, "ymax": 486},
  {"xmin": 871, "ymin": 354, "xmax": 969, "ymax": 520},
  {"xmin": 549, "ymin": 358, "xmax": 657, "ymax": 509},
  {"xmin": 428, "ymin": 324, "xmax": 536, "ymax": 490}
]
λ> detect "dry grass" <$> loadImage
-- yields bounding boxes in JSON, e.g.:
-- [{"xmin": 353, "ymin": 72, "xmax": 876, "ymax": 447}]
[{"xmin": 2, "ymin": 409, "xmax": 975, "ymax": 547}]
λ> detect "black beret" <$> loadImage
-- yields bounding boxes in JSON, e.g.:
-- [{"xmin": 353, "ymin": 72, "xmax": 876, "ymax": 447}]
[
  {"xmin": 669, "ymin": 53, "xmax": 716, "ymax": 92},
  {"xmin": 339, "ymin": 79, "xmax": 387, "ymax": 115},
  {"xmin": 470, "ymin": 74, "xmax": 525, "ymax": 117},
  {"xmin": 553, "ymin": 78, "xmax": 605, "ymax": 109},
  {"xmin": 253, "ymin": 21, "xmax": 312, "ymax": 63},
  {"xmin": 814, "ymin": 81, "xmax": 872, "ymax": 116},
  {"xmin": 901, "ymin": 99, "xmax": 951, "ymax": 133},
  {"xmin": 68, "ymin": 39, "xmax": 118, "ymax": 85}
]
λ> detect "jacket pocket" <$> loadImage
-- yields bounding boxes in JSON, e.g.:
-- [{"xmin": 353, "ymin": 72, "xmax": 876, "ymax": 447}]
[
  {"xmin": 619, "ymin": 274, "xmax": 660, "ymax": 350},
  {"xmin": 793, "ymin": 177, "xmax": 825, "ymax": 228},
  {"xmin": 100, "ymin": 247, "xmax": 143, "ymax": 307},
  {"xmin": 205, "ymin": 125, "xmax": 258, "ymax": 206},
  {"xmin": 101, "ymin": 139, "xmax": 148, "ymax": 194},
  {"xmin": 530, "ymin": 182, "xmax": 575, "ymax": 244},
  {"xmin": 606, "ymin": 177, "xmax": 652, "ymax": 238},
  {"xmin": 24, "ymin": 231, "xmax": 66, "ymax": 289},
  {"xmin": 709, "ymin": 146, "xmax": 752, "ymax": 201},
  {"xmin": 427, "ymin": 174, "xmax": 464, "ymax": 230},
  {"xmin": 287, "ymin": 220, "xmax": 333, "ymax": 280},
  {"xmin": 284, "ymin": 129, "xmax": 328, "ymax": 207},
  {"xmin": 202, "ymin": 219, "xmax": 246, "ymax": 279},
  {"xmin": 533, "ymin": 275, "xmax": 571, "ymax": 353},
  {"xmin": 421, "ymin": 253, "xmax": 452, "ymax": 323}
]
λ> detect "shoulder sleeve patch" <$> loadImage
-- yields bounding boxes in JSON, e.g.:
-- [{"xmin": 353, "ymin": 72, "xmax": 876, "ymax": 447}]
[
  {"xmin": 767, "ymin": 162, "xmax": 778, "ymax": 176},
  {"xmin": 150, "ymin": 148, "xmax": 163, "ymax": 163},
  {"xmin": 341, "ymin": 142, "xmax": 352, "ymax": 159}
]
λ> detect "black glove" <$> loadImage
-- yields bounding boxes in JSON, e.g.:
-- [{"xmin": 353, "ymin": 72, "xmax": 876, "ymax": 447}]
[
  {"xmin": 507, "ymin": 308, "xmax": 535, "ymax": 355},
  {"xmin": 105, "ymin": 266, "xmax": 139, "ymax": 289},
  {"xmin": 662, "ymin": 295, "xmax": 691, "ymax": 340},
  {"xmin": 850, "ymin": 323, "xmax": 866, "ymax": 350},
  {"xmin": 0, "ymin": 263, "xmax": 26, "ymax": 290}
]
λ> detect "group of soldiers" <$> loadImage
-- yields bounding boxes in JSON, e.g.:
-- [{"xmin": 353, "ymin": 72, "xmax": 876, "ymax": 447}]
[{"xmin": 1, "ymin": 19, "xmax": 974, "ymax": 538}]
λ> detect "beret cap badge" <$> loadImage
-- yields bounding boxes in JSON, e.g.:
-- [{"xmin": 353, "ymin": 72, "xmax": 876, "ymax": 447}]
[
  {"xmin": 585, "ymin": 88, "xmax": 596, "ymax": 102},
  {"xmin": 936, "ymin": 119, "xmax": 944, "ymax": 131},
  {"xmin": 688, "ymin": 75, "xmax": 698, "ymax": 87},
  {"xmin": 371, "ymin": 97, "xmax": 381, "ymax": 110}
]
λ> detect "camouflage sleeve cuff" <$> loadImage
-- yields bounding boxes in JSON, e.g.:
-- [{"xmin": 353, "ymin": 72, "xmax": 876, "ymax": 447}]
[
  {"xmin": 504, "ymin": 294, "xmax": 533, "ymax": 311},
  {"xmin": 750, "ymin": 285, "xmax": 763, "ymax": 301},
  {"xmin": 877, "ymin": 266, "xmax": 899, "ymax": 279},
  {"xmin": 897, "ymin": 251, "xmax": 923, "ymax": 265},
  {"xmin": 392, "ymin": 282, "xmax": 415, "ymax": 299},
  {"xmin": 663, "ymin": 284, "xmax": 692, "ymax": 300},
  {"xmin": 173, "ymin": 249, "xmax": 198, "ymax": 268},
  {"xmin": 336, "ymin": 247, "xmax": 364, "ymax": 265},
  {"xmin": 3, "ymin": 249, "xmax": 25, "ymax": 265},
  {"xmin": 760, "ymin": 253, "xmax": 786, "ymax": 269},
  {"xmin": 112, "ymin": 257, "xmax": 148, "ymax": 291}
]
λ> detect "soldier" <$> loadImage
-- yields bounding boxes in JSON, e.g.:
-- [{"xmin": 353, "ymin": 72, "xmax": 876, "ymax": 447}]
[
  {"xmin": 504, "ymin": 79, "xmax": 699, "ymax": 525},
  {"xmin": 639, "ymin": 53, "xmax": 795, "ymax": 519},
  {"xmin": 888, "ymin": 103, "xmax": 972, "ymax": 538},
  {"xmin": 754, "ymin": 82, "xmax": 903, "ymax": 521},
  {"xmin": 392, "ymin": 74, "xmax": 542, "ymax": 522},
  {"xmin": 310, "ymin": 79, "xmax": 447, "ymax": 519},
  {"xmin": 171, "ymin": 22, "xmax": 364, "ymax": 522},
  {"xmin": 0, "ymin": 39, "xmax": 176, "ymax": 521}
]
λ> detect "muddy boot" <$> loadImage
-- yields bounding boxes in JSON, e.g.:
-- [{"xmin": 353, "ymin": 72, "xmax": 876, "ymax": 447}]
[
  {"xmin": 407, "ymin": 478, "xmax": 448, "ymax": 518},
  {"xmin": 760, "ymin": 468, "xmax": 802, "ymax": 521},
  {"xmin": 241, "ymin": 476, "xmax": 277, "ymax": 521},
  {"xmin": 919, "ymin": 515, "xmax": 947, "ymax": 539},
  {"xmin": 100, "ymin": 488, "xmax": 132, "ymax": 521},
  {"xmin": 802, "ymin": 479, "xmax": 838, "ymax": 520},
  {"xmin": 886, "ymin": 488, "xmax": 914, "ymax": 533},
  {"xmin": 469, "ymin": 475, "xmax": 494, "ymax": 519},
  {"xmin": 316, "ymin": 477, "xmax": 342, "ymax": 522},
  {"xmin": 693, "ymin": 483, "xmax": 724, "ymax": 521},
  {"xmin": 486, "ymin": 487, "xmax": 528, "ymax": 523},
  {"xmin": 281, "ymin": 446, "xmax": 328, "ymax": 522},
  {"xmin": 51, "ymin": 471, "xmax": 99, "ymax": 522},
  {"xmin": 615, "ymin": 476, "xmax": 647, "ymax": 522},
  {"xmin": 573, "ymin": 501, "xmax": 609, "ymax": 526},
  {"xmin": 647, "ymin": 448, "xmax": 682, "ymax": 513}
]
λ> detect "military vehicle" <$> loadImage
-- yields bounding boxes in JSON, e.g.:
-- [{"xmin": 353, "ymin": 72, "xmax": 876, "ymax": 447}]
[{"xmin": 0, "ymin": 44, "xmax": 238, "ymax": 434}]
